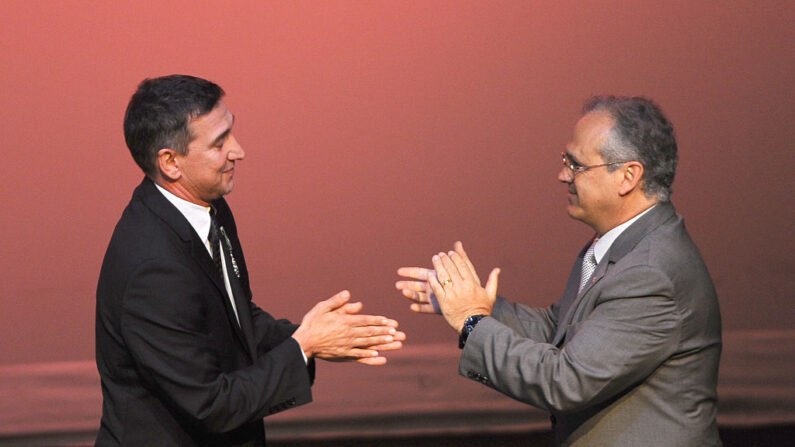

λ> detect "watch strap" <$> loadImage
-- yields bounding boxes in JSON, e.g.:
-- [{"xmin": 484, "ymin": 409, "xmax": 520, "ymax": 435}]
[{"xmin": 459, "ymin": 314, "xmax": 486, "ymax": 349}]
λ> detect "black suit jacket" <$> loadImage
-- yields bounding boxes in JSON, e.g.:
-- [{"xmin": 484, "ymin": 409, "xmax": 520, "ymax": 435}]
[{"xmin": 95, "ymin": 178, "xmax": 314, "ymax": 446}]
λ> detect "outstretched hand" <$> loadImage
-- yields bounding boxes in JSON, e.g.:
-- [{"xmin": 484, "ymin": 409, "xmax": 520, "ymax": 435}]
[
  {"xmin": 395, "ymin": 267, "xmax": 440, "ymax": 314},
  {"xmin": 292, "ymin": 290, "xmax": 406, "ymax": 366},
  {"xmin": 397, "ymin": 241, "xmax": 500, "ymax": 332}
]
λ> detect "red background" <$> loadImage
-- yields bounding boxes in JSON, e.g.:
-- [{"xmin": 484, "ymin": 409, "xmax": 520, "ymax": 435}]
[{"xmin": 0, "ymin": 1, "xmax": 793, "ymax": 366}]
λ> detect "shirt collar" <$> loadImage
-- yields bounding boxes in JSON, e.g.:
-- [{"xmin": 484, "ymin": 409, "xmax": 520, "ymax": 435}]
[
  {"xmin": 154, "ymin": 183, "xmax": 212, "ymax": 243},
  {"xmin": 593, "ymin": 205, "xmax": 656, "ymax": 264}
]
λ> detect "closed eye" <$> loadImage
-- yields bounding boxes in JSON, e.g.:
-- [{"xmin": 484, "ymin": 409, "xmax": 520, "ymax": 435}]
[{"xmin": 212, "ymin": 129, "xmax": 231, "ymax": 148}]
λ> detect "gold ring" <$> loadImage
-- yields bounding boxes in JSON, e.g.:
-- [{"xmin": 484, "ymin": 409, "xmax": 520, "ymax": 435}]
[{"xmin": 441, "ymin": 279, "xmax": 453, "ymax": 287}]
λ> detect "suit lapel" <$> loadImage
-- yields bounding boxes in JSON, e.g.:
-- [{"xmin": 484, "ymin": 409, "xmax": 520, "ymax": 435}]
[
  {"xmin": 551, "ymin": 240, "xmax": 592, "ymax": 345},
  {"xmin": 605, "ymin": 202, "xmax": 676, "ymax": 264},
  {"xmin": 219, "ymin": 227, "xmax": 257, "ymax": 359},
  {"xmin": 551, "ymin": 203, "xmax": 678, "ymax": 346},
  {"xmin": 136, "ymin": 178, "xmax": 254, "ymax": 359}
]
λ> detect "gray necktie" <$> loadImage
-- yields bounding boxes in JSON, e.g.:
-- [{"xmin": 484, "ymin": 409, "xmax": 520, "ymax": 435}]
[{"xmin": 578, "ymin": 240, "xmax": 598, "ymax": 293}]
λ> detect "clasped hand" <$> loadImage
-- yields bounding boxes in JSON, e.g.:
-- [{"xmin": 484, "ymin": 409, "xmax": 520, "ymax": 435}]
[
  {"xmin": 395, "ymin": 241, "xmax": 500, "ymax": 332},
  {"xmin": 292, "ymin": 290, "xmax": 406, "ymax": 366}
]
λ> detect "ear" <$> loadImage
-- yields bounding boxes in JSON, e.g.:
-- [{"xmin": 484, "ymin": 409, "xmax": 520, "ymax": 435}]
[
  {"xmin": 156, "ymin": 148, "xmax": 181, "ymax": 181},
  {"xmin": 617, "ymin": 161, "xmax": 644, "ymax": 196}
]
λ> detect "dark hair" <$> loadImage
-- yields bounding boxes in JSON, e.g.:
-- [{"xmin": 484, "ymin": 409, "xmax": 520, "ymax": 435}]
[
  {"xmin": 583, "ymin": 95, "xmax": 678, "ymax": 202},
  {"xmin": 123, "ymin": 75, "xmax": 224, "ymax": 177}
]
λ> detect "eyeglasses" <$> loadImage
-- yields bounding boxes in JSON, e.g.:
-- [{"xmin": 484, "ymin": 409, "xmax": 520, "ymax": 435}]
[{"xmin": 561, "ymin": 152, "xmax": 633, "ymax": 177}]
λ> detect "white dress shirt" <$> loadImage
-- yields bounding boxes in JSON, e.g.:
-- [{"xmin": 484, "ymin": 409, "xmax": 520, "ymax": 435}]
[
  {"xmin": 593, "ymin": 205, "xmax": 656, "ymax": 264},
  {"xmin": 155, "ymin": 184, "xmax": 240, "ymax": 325}
]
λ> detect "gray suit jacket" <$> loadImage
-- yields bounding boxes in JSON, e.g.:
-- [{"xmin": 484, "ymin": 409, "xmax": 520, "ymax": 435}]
[{"xmin": 459, "ymin": 202, "xmax": 722, "ymax": 446}]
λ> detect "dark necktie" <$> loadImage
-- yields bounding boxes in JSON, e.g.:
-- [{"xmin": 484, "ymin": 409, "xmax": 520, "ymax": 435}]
[{"xmin": 208, "ymin": 210, "xmax": 223, "ymax": 276}]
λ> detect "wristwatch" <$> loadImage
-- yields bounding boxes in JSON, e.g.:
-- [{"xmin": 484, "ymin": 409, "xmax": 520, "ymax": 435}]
[{"xmin": 459, "ymin": 315, "xmax": 486, "ymax": 349}]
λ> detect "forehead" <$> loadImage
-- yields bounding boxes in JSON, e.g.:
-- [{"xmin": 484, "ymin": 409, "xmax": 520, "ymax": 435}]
[
  {"xmin": 188, "ymin": 101, "xmax": 233, "ymax": 141},
  {"xmin": 568, "ymin": 111, "xmax": 614, "ymax": 159}
]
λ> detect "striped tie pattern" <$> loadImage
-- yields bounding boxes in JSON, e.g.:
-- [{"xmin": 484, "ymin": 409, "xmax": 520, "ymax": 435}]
[{"xmin": 578, "ymin": 242, "xmax": 597, "ymax": 293}]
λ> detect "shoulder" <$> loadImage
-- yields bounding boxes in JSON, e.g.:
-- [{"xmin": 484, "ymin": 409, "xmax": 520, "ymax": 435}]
[
  {"xmin": 602, "ymin": 212, "xmax": 711, "ymax": 299},
  {"xmin": 102, "ymin": 191, "xmax": 191, "ymax": 275},
  {"xmin": 635, "ymin": 213, "xmax": 705, "ymax": 273}
]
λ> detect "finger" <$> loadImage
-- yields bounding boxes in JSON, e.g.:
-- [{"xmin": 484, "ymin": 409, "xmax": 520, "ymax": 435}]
[
  {"xmin": 318, "ymin": 290, "xmax": 351, "ymax": 312},
  {"xmin": 447, "ymin": 251, "xmax": 475, "ymax": 284},
  {"xmin": 439, "ymin": 252, "xmax": 465, "ymax": 282},
  {"xmin": 397, "ymin": 282, "xmax": 433, "ymax": 306},
  {"xmin": 345, "ymin": 323, "xmax": 397, "ymax": 339},
  {"xmin": 397, "ymin": 267, "xmax": 432, "ymax": 280},
  {"xmin": 379, "ymin": 318, "xmax": 400, "ymax": 328},
  {"xmin": 400, "ymin": 287, "xmax": 429, "ymax": 303},
  {"xmin": 366, "ymin": 340, "xmax": 404, "ymax": 351},
  {"xmin": 345, "ymin": 315, "xmax": 398, "ymax": 328},
  {"xmin": 432, "ymin": 253, "xmax": 455, "ymax": 285},
  {"xmin": 356, "ymin": 356, "xmax": 388, "ymax": 366},
  {"xmin": 338, "ymin": 302, "xmax": 363, "ymax": 314},
  {"xmin": 349, "ymin": 325, "xmax": 397, "ymax": 340},
  {"xmin": 351, "ymin": 334, "xmax": 397, "ymax": 347},
  {"xmin": 427, "ymin": 262, "xmax": 445, "ymax": 301},
  {"xmin": 345, "ymin": 347, "xmax": 381, "ymax": 358},
  {"xmin": 410, "ymin": 302, "xmax": 439, "ymax": 313},
  {"xmin": 454, "ymin": 241, "xmax": 481, "ymax": 285},
  {"xmin": 485, "ymin": 267, "xmax": 501, "ymax": 299},
  {"xmin": 395, "ymin": 280, "xmax": 430, "ymax": 294}
]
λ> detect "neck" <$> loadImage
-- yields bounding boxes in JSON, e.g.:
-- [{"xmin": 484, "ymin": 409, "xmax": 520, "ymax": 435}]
[
  {"xmin": 594, "ymin": 195, "xmax": 657, "ymax": 236},
  {"xmin": 152, "ymin": 176, "xmax": 210, "ymax": 207}
]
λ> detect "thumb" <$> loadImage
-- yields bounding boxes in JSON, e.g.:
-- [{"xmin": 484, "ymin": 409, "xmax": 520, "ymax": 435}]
[
  {"xmin": 485, "ymin": 268, "xmax": 501, "ymax": 299},
  {"xmin": 322, "ymin": 290, "xmax": 351, "ymax": 311},
  {"xmin": 339, "ymin": 301, "xmax": 364, "ymax": 314}
]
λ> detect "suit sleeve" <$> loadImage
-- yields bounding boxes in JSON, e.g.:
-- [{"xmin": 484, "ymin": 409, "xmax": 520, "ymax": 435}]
[
  {"xmin": 490, "ymin": 296, "xmax": 558, "ymax": 343},
  {"xmin": 248, "ymin": 303, "xmax": 317, "ymax": 384},
  {"xmin": 247, "ymin": 303, "xmax": 299, "ymax": 355},
  {"xmin": 120, "ymin": 258, "xmax": 313, "ymax": 434},
  {"xmin": 459, "ymin": 264, "xmax": 680, "ymax": 412}
]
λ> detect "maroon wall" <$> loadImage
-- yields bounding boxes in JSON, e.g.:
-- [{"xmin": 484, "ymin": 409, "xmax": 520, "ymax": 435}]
[{"xmin": 1, "ymin": 1, "xmax": 793, "ymax": 365}]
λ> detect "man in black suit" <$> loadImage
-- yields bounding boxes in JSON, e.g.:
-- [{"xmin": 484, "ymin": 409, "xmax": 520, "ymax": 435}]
[{"xmin": 95, "ymin": 75, "xmax": 405, "ymax": 446}]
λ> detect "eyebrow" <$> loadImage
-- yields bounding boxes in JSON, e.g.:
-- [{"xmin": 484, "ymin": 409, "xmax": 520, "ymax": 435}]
[
  {"xmin": 565, "ymin": 151, "xmax": 582, "ymax": 166},
  {"xmin": 211, "ymin": 114, "xmax": 235, "ymax": 147}
]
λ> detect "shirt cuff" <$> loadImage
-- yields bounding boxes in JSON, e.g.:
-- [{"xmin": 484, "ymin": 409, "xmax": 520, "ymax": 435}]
[{"xmin": 292, "ymin": 337, "xmax": 309, "ymax": 365}]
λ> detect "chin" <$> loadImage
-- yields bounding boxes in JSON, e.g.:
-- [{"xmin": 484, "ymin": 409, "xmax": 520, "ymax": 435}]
[
  {"xmin": 221, "ymin": 182, "xmax": 235, "ymax": 196},
  {"xmin": 566, "ymin": 205, "xmax": 585, "ymax": 221}
]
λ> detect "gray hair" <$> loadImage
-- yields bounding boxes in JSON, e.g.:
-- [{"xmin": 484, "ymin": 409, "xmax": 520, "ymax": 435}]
[{"xmin": 583, "ymin": 96, "xmax": 678, "ymax": 202}]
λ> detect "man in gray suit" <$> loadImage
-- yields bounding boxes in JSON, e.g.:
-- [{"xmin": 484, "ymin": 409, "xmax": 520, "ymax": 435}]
[{"xmin": 396, "ymin": 96, "xmax": 722, "ymax": 446}]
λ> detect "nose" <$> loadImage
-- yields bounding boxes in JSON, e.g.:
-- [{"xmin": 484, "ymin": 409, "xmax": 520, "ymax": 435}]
[
  {"xmin": 227, "ymin": 135, "xmax": 245, "ymax": 161},
  {"xmin": 557, "ymin": 165, "xmax": 573, "ymax": 184}
]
